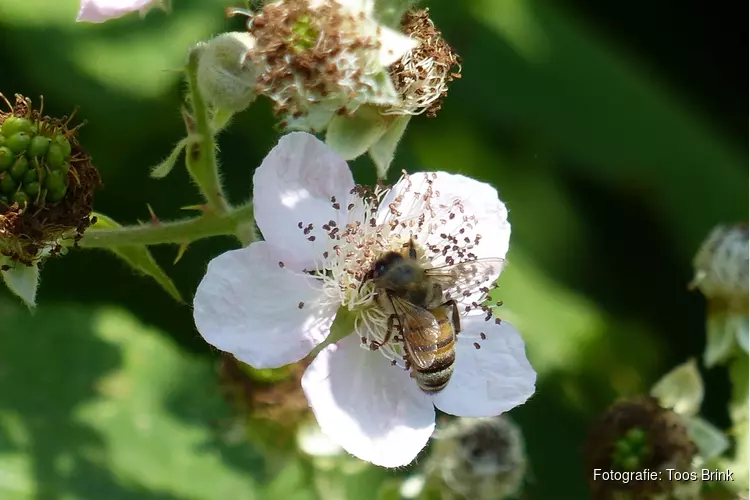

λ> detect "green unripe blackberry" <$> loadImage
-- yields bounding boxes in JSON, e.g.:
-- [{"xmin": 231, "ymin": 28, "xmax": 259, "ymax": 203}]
[
  {"xmin": 12, "ymin": 191, "xmax": 30, "ymax": 207},
  {"xmin": 46, "ymin": 185, "xmax": 67, "ymax": 203},
  {"xmin": 0, "ymin": 172, "xmax": 17, "ymax": 194},
  {"xmin": 0, "ymin": 147, "xmax": 13, "ymax": 171},
  {"xmin": 28, "ymin": 135, "xmax": 51, "ymax": 158},
  {"xmin": 9, "ymin": 156, "xmax": 29, "ymax": 180},
  {"xmin": 1, "ymin": 116, "xmax": 32, "ymax": 137},
  {"xmin": 45, "ymin": 169, "xmax": 68, "ymax": 192},
  {"xmin": 24, "ymin": 181, "xmax": 40, "ymax": 197},
  {"xmin": 45, "ymin": 142, "xmax": 65, "ymax": 169},
  {"xmin": 54, "ymin": 134, "xmax": 72, "ymax": 158},
  {"xmin": 6, "ymin": 132, "xmax": 31, "ymax": 154},
  {"xmin": 0, "ymin": 134, "xmax": 5, "ymax": 147},
  {"xmin": 22, "ymin": 166, "xmax": 44, "ymax": 184},
  {"xmin": 60, "ymin": 162, "xmax": 70, "ymax": 175}
]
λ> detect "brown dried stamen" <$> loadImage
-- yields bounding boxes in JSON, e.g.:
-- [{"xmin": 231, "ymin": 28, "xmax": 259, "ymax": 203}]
[{"xmin": 387, "ymin": 8, "xmax": 461, "ymax": 117}]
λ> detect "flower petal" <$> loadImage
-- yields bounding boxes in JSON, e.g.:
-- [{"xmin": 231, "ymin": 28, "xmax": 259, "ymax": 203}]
[
  {"xmin": 377, "ymin": 26, "xmax": 419, "ymax": 67},
  {"xmin": 433, "ymin": 316, "xmax": 535, "ymax": 417},
  {"xmin": 76, "ymin": 0, "xmax": 163, "ymax": 23},
  {"xmin": 253, "ymin": 132, "xmax": 356, "ymax": 271},
  {"xmin": 386, "ymin": 171, "xmax": 511, "ymax": 264},
  {"xmin": 1, "ymin": 259, "xmax": 39, "ymax": 308},
  {"xmin": 302, "ymin": 334, "xmax": 435, "ymax": 467},
  {"xmin": 193, "ymin": 241, "xmax": 337, "ymax": 369}
]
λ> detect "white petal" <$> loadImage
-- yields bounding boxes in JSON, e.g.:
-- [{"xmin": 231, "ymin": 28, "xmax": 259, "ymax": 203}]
[
  {"xmin": 193, "ymin": 241, "xmax": 337, "ymax": 369},
  {"xmin": 302, "ymin": 335, "xmax": 435, "ymax": 467},
  {"xmin": 377, "ymin": 27, "xmax": 419, "ymax": 67},
  {"xmin": 433, "ymin": 316, "xmax": 536, "ymax": 417},
  {"xmin": 385, "ymin": 171, "xmax": 511, "ymax": 264},
  {"xmin": 1, "ymin": 259, "xmax": 39, "ymax": 308},
  {"xmin": 253, "ymin": 132, "xmax": 356, "ymax": 271},
  {"xmin": 76, "ymin": 0, "xmax": 161, "ymax": 22}
]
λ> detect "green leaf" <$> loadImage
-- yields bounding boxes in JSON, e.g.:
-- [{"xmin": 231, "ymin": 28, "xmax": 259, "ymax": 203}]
[
  {"xmin": 326, "ymin": 106, "xmax": 390, "ymax": 161},
  {"xmin": 0, "ymin": 303, "xmax": 263, "ymax": 499},
  {"xmin": 150, "ymin": 137, "xmax": 188, "ymax": 179},
  {"xmin": 650, "ymin": 359, "xmax": 704, "ymax": 417},
  {"xmin": 0, "ymin": 256, "xmax": 39, "ymax": 308},
  {"xmin": 369, "ymin": 115, "xmax": 411, "ymax": 179},
  {"xmin": 89, "ymin": 213, "xmax": 183, "ymax": 302}
]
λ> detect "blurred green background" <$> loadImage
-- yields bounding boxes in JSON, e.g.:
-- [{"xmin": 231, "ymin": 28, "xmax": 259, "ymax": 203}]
[{"xmin": 0, "ymin": 0, "xmax": 746, "ymax": 498}]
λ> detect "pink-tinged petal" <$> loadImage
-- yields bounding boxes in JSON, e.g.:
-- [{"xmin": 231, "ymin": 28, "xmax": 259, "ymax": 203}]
[
  {"xmin": 193, "ymin": 241, "xmax": 336, "ymax": 369},
  {"xmin": 302, "ymin": 335, "xmax": 435, "ymax": 467},
  {"xmin": 433, "ymin": 316, "xmax": 535, "ymax": 417},
  {"xmin": 76, "ymin": 0, "xmax": 163, "ymax": 23},
  {"xmin": 253, "ymin": 132, "xmax": 356, "ymax": 271}
]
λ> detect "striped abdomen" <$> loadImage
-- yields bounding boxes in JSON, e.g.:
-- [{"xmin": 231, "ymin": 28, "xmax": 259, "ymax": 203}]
[{"xmin": 412, "ymin": 306, "xmax": 457, "ymax": 394}]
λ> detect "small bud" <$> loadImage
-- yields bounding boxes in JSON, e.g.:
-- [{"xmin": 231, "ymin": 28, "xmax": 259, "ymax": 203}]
[
  {"xmin": 690, "ymin": 223, "xmax": 749, "ymax": 366},
  {"xmin": 424, "ymin": 416, "xmax": 527, "ymax": 500},
  {"xmin": 586, "ymin": 396, "xmax": 699, "ymax": 500},
  {"xmin": 0, "ymin": 93, "xmax": 101, "ymax": 306},
  {"xmin": 196, "ymin": 32, "xmax": 259, "ymax": 113}
]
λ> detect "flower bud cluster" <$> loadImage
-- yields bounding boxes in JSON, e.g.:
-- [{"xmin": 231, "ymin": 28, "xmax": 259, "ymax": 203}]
[{"xmin": 0, "ymin": 94, "xmax": 100, "ymax": 265}]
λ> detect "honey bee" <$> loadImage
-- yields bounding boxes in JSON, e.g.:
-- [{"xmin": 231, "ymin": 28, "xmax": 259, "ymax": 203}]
[{"xmin": 363, "ymin": 239, "xmax": 505, "ymax": 393}]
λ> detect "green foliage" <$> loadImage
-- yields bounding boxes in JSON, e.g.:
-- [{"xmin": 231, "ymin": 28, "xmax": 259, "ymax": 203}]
[
  {"xmin": 89, "ymin": 214, "xmax": 183, "ymax": 302},
  {"xmin": 0, "ymin": 302, "xmax": 264, "ymax": 499}
]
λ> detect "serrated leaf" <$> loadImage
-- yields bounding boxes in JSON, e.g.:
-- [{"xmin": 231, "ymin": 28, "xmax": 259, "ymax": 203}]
[
  {"xmin": 326, "ymin": 106, "xmax": 390, "ymax": 161},
  {"xmin": 650, "ymin": 359, "xmax": 704, "ymax": 417},
  {"xmin": 0, "ymin": 303, "xmax": 263, "ymax": 499},
  {"xmin": 89, "ymin": 213, "xmax": 183, "ymax": 302},
  {"xmin": 0, "ymin": 256, "xmax": 39, "ymax": 309},
  {"xmin": 150, "ymin": 137, "xmax": 188, "ymax": 179},
  {"xmin": 369, "ymin": 115, "xmax": 411, "ymax": 179}
]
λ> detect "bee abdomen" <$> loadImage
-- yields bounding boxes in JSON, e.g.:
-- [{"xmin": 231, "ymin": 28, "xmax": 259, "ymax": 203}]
[{"xmin": 414, "ymin": 350, "xmax": 456, "ymax": 394}]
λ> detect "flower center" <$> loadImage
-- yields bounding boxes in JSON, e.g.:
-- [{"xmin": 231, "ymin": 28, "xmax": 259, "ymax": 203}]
[{"xmin": 295, "ymin": 173, "xmax": 500, "ymax": 368}]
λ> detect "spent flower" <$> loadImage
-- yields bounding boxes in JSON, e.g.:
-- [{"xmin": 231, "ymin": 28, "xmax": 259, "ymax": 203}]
[
  {"xmin": 0, "ymin": 94, "xmax": 100, "ymax": 307},
  {"xmin": 423, "ymin": 416, "xmax": 528, "ymax": 500},
  {"xmin": 690, "ymin": 223, "xmax": 749, "ymax": 367},
  {"xmin": 76, "ymin": 0, "xmax": 169, "ymax": 23},
  {"xmin": 586, "ymin": 396, "xmax": 699, "ymax": 500},
  {"xmin": 228, "ymin": 0, "xmax": 417, "ymax": 132},
  {"xmin": 193, "ymin": 132, "xmax": 535, "ymax": 467}
]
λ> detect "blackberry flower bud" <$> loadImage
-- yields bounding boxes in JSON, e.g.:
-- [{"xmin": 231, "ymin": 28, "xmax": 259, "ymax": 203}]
[
  {"xmin": 0, "ymin": 94, "xmax": 100, "ymax": 271},
  {"xmin": 196, "ymin": 32, "xmax": 259, "ymax": 113},
  {"xmin": 385, "ymin": 8, "xmax": 462, "ymax": 118},
  {"xmin": 229, "ymin": 0, "xmax": 417, "ymax": 132},
  {"xmin": 586, "ymin": 396, "xmax": 699, "ymax": 500},
  {"xmin": 690, "ymin": 223, "xmax": 749, "ymax": 366},
  {"xmin": 424, "ymin": 416, "xmax": 528, "ymax": 500}
]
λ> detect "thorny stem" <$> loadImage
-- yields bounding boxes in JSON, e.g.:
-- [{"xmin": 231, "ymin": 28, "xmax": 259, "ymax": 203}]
[
  {"xmin": 184, "ymin": 47, "xmax": 230, "ymax": 214},
  {"xmin": 78, "ymin": 202, "xmax": 254, "ymax": 249}
]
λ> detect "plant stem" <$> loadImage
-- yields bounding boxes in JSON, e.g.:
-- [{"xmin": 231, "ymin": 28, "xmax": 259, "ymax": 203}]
[
  {"xmin": 79, "ymin": 202, "xmax": 254, "ymax": 249},
  {"xmin": 184, "ymin": 47, "xmax": 229, "ymax": 214}
]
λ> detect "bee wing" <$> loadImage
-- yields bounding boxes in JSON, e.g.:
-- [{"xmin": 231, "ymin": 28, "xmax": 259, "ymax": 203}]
[
  {"xmin": 424, "ymin": 258, "xmax": 506, "ymax": 297},
  {"xmin": 388, "ymin": 295, "xmax": 440, "ymax": 370}
]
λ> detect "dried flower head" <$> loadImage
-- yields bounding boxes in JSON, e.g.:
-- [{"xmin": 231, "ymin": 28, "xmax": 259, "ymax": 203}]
[
  {"xmin": 425, "ymin": 416, "xmax": 527, "ymax": 500},
  {"xmin": 0, "ymin": 94, "xmax": 100, "ymax": 268},
  {"xmin": 229, "ymin": 0, "xmax": 417, "ymax": 132},
  {"xmin": 385, "ymin": 8, "xmax": 462, "ymax": 118},
  {"xmin": 586, "ymin": 396, "xmax": 699, "ymax": 500},
  {"xmin": 690, "ymin": 223, "xmax": 749, "ymax": 366}
]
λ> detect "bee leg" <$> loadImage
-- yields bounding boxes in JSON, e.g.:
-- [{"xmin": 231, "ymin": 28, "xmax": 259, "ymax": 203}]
[
  {"xmin": 407, "ymin": 239, "xmax": 418, "ymax": 260},
  {"xmin": 370, "ymin": 314, "xmax": 398, "ymax": 350},
  {"xmin": 441, "ymin": 298, "xmax": 461, "ymax": 334}
]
